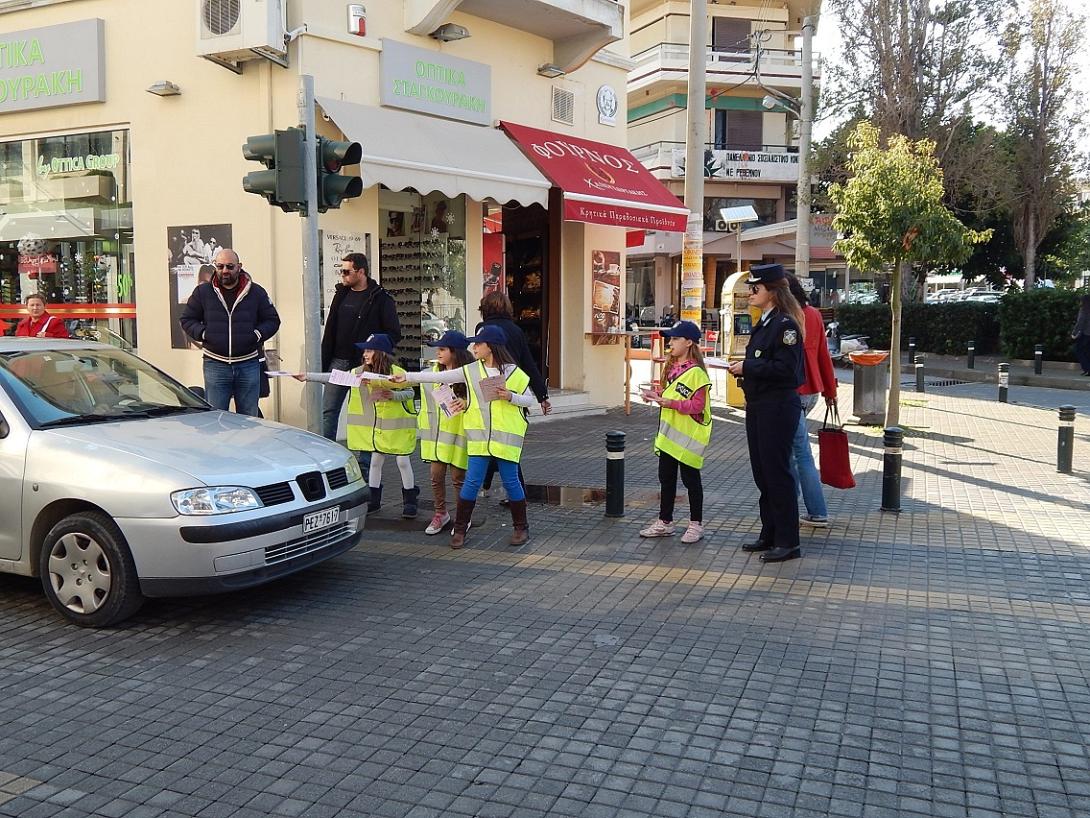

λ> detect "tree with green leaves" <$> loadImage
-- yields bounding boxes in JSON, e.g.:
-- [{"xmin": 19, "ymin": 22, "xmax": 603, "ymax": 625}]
[{"xmin": 830, "ymin": 122, "xmax": 989, "ymax": 427}]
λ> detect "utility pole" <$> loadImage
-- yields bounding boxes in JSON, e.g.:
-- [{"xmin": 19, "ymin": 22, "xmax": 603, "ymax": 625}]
[
  {"xmin": 793, "ymin": 15, "xmax": 816, "ymax": 281},
  {"xmin": 681, "ymin": 0, "xmax": 708, "ymax": 327},
  {"xmin": 297, "ymin": 74, "xmax": 323, "ymax": 434}
]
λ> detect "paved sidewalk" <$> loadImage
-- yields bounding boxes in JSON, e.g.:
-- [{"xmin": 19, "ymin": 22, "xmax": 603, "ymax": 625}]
[
  {"xmin": 912, "ymin": 353, "xmax": 1090, "ymax": 392},
  {"xmin": 1, "ymin": 385, "xmax": 1089, "ymax": 818}
]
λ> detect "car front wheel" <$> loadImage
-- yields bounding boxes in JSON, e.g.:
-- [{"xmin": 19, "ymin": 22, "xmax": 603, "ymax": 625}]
[{"xmin": 39, "ymin": 512, "xmax": 144, "ymax": 627}]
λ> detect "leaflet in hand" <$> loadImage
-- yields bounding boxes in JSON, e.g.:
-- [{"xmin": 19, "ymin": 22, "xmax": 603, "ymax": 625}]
[
  {"xmin": 704, "ymin": 356, "xmax": 730, "ymax": 369},
  {"xmin": 265, "ymin": 370, "xmax": 295, "ymax": 378},
  {"xmin": 478, "ymin": 374, "xmax": 507, "ymax": 401},
  {"xmin": 328, "ymin": 368, "xmax": 361, "ymax": 387},
  {"xmin": 433, "ymin": 384, "xmax": 462, "ymax": 418}
]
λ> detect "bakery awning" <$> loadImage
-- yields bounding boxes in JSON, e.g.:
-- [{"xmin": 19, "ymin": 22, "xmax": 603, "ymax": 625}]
[
  {"xmin": 500, "ymin": 121, "xmax": 689, "ymax": 232},
  {"xmin": 318, "ymin": 98, "xmax": 551, "ymax": 207}
]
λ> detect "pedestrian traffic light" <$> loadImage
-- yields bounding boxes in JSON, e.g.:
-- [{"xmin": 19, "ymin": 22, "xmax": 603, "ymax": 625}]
[
  {"xmin": 242, "ymin": 128, "xmax": 307, "ymax": 212},
  {"xmin": 317, "ymin": 137, "xmax": 363, "ymax": 212}
]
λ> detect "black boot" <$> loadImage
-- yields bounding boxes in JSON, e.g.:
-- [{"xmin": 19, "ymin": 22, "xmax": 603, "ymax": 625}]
[
  {"xmin": 367, "ymin": 485, "xmax": 382, "ymax": 513},
  {"xmin": 402, "ymin": 486, "xmax": 420, "ymax": 519}
]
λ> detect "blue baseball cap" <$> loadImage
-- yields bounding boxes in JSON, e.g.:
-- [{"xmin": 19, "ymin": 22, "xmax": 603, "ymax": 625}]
[
  {"xmin": 425, "ymin": 330, "xmax": 469, "ymax": 350},
  {"xmin": 661, "ymin": 320, "xmax": 701, "ymax": 342},
  {"xmin": 465, "ymin": 325, "xmax": 508, "ymax": 346},
  {"xmin": 354, "ymin": 333, "xmax": 394, "ymax": 354}
]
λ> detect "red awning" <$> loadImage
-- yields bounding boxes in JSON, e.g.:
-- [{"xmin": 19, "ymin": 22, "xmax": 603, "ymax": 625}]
[{"xmin": 500, "ymin": 121, "xmax": 689, "ymax": 233}]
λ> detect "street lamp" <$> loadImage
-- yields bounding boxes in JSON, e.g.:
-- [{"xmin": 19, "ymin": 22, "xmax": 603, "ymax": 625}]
[
  {"xmin": 757, "ymin": 15, "xmax": 817, "ymax": 279},
  {"xmin": 720, "ymin": 205, "xmax": 759, "ymax": 276}
]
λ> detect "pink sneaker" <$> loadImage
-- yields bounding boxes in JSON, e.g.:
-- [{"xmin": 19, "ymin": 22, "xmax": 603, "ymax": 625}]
[
  {"xmin": 425, "ymin": 512, "xmax": 451, "ymax": 535},
  {"xmin": 680, "ymin": 522, "xmax": 704, "ymax": 544},
  {"xmin": 639, "ymin": 519, "xmax": 676, "ymax": 538}
]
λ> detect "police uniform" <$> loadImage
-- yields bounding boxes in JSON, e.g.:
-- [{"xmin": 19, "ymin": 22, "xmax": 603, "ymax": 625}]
[{"xmin": 739, "ymin": 264, "xmax": 805, "ymax": 562}]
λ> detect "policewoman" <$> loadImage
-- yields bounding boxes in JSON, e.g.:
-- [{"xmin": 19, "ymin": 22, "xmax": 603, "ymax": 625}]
[{"xmin": 726, "ymin": 263, "xmax": 806, "ymax": 562}]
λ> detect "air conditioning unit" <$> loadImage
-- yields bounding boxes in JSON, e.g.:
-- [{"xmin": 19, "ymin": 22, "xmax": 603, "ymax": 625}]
[
  {"xmin": 196, "ymin": 0, "xmax": 287, "ymax": 71},
  {"xmin": 713, "ymin": 219, "xmax": 730, "ymax": 232}
]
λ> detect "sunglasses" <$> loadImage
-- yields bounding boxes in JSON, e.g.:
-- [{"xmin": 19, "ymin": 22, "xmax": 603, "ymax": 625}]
[
  {"xmin": 749, "ymin": 284, "xmax": 762, "ymax": 294},
  {"xmin": 214, "ymin": 263, "xmax": 237, "ymax": 270}
]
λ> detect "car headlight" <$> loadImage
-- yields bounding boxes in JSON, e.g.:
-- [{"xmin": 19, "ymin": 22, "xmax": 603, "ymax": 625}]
[
  {"xmin": 171, "ymin": 486, "xmax": 262, "ymax": 515},
  {"xmin": 344, "ymin": 457, "xmax": 363, "ymax": 484}
]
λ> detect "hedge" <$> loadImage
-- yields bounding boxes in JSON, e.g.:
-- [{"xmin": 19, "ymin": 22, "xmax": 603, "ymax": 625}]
[
  {"xmin": 835, "ymin": 302, "xmax": 1001, "ymax": 355},
  {"xmin": 835, "ymin": 290, "xmax": 1087, "ymax": 360}
]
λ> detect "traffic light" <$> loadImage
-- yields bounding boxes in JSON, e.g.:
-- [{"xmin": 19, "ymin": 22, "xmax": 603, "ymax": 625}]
[
  {"xmin": 242, "ymin": 128, "xmax": 307, "ymax": 212},
  {"xmin": 317, "ymin": 137, "xmax": 363, "ymax": 212}
]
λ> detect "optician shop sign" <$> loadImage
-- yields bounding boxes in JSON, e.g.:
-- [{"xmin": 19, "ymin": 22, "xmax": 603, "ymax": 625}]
[
  {"xmin": 0, "ymin": 19, "xmax": 105, "ymax": 115},
  {"xmin": 380, "ymin": 39, "xmax": 490, "ymax": 126}
]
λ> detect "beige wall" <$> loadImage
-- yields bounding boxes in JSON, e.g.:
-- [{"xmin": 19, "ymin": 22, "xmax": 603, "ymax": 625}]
[{"xmin": 0, "ymin": 0, "xmax": 635, "ymax": 424}]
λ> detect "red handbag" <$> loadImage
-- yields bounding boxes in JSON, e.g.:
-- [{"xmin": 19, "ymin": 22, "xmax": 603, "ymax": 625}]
[{"xmin": 818, "ymin": 406, "xmax": 856, "ymax": 489}]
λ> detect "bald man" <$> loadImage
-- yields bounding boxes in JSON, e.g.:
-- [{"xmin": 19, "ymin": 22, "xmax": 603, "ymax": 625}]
[{"xmin": 180, "ymin": 248, "xmax": 280, "ymax": 416}]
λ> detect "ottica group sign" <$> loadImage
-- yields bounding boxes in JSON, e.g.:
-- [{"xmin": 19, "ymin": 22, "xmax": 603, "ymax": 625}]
[
  {"xmin": 380, "ymin": 39, "xmax": 491, "ymax": 126},
  {"xmin": 0, "ymin": 19, "xmax": 105, "ymax": 114}
]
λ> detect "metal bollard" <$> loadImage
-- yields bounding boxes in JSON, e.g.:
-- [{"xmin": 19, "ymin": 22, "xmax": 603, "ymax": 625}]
[
  {"xmin": 1058, "ymin": 405, "xmax": 1076, "ymax": 474},
  {"xmin": 998, "ymin": 362, "xmax": 1009, "ymax": 403},
  {"xmin": 915, "ymin": 355, "xmax": 925, "ymax": 393},
  {"xmin": 967, "ymin": 341, "xmax": 975, "ymax": 369},
  {"xmin": 907, "ymin": 337, "xmax": 916, "ymax": 372},
  {"xmin": 1034, "ymin": 344, "xmax": 1044, "ymax": 376},
  {"xmin": 881, "ymin": 426, "xmax": 903, "ymax": 513},
  {"xmin": 605, "ymin": 431, "xmax": 625, "ymax": 517}
]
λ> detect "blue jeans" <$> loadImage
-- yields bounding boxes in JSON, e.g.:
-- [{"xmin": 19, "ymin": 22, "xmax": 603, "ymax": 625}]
[
  {"xmin": 203, "ymin": 358, "xmax": 261, "ymax": 417},
  {"xmin": 322, "ymin": 357, "xmax": 370, "ymax": 470},
  {"xmin": 790, "ymin": 394, "xmax": 828, "ymax": 518},
  {"xmin": 461, "ymin": 455, "xmax": 526, "ymax": 502}
]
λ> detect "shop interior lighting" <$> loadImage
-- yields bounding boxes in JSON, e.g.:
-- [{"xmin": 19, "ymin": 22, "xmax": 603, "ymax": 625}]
[
  {"xmin": 537, "ymin": 63, "xmax": 566, "ymax": 79},
  {"xmin": 429, "ymin": 23, "xmax": 470, "ymax": 42},
  {"xmin": 146, "ymin": 80, "xmax": 182, "ymax": 97}
]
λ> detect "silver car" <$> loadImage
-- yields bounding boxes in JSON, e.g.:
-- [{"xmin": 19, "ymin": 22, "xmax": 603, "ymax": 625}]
[{"xmin": 0, "ymin": 339, "xmax": 368, "ymax": 627}]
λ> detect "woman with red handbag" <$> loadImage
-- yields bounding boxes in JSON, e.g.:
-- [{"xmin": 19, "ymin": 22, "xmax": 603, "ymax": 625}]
[
  {"xmin": 726, "ymin": 264, "xmax": 806, "ymax": 563},
  {"xmin": 787, "ymin": 274, "xmax": 838, "ymax": 526}
]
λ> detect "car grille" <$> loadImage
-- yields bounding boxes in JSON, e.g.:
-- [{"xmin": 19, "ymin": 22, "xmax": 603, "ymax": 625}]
[
  {"xmin": 264, "ymin": 522, "xmax": 356, "ymax": 565},
  {"xmin": 296, "ymin": 470, "xmax": 327, "ymax": 502},
  {"xmin": 326, "ymin": 467, "xmax": 349, "ymax": 490},
  {"xmin": 255, "ymin": 482, "xmax": 294, "ymax": 507}
]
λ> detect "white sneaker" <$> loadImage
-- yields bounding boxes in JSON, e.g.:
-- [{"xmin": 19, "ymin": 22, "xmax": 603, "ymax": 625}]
[
  {"xmin": 800, "ymin": 515, "xmax": 829, "ymax": 528},
  {"xmin": 425, "ymin": 512, "xmax": 451, "ymax": 535},
  {"xmin": 639, "ymin": 519, "xmax": 676, "ymax": 538},
  {"xmin": 680, "ymin": 522, "xmax": 704, "ymax": 543}
]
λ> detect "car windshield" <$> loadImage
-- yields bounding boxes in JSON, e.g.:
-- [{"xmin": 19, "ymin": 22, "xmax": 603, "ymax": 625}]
[{"xmin": 0, "ymin": 346, "xmax": 208, "ymax": 427}]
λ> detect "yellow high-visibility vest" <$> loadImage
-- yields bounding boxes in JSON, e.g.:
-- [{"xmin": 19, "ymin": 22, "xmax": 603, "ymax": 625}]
[
  {"xmin": 418, "ymin": 363, "xmax": 469, "ymax": 470},
  {"xmin": 654, "ymin": 364, "xmax": 712, "ymax": 468},
  {"xmin": 462, "ymin": 360, "xmax": 530, "ymax": 463},
  {"xmin": 346, "ymin": 364, "xmax": 418, "ymax": 455}
]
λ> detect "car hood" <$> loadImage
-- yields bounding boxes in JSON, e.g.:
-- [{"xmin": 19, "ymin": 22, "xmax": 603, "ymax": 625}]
[{"xmin": 44, "ymin": 410, "xmax": 350, "ymax": 486}]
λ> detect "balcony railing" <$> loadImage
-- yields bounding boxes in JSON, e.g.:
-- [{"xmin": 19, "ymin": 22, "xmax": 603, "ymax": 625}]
[
  {"xmin": 632, "ymin": 141, "xmax": 801, "ymax": 183},
  {"xmin": 628, "ymin": 43, "xmax": 820, "ymax": 92}
]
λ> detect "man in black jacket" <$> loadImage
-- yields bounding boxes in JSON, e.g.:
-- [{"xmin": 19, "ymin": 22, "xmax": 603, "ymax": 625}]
[
  {"xmin": 180, "ymin": 248, "xmax": 280, "ymax": 416},
  {"xmin": 320, "ymin": 252, "xmax": 401, "ymax": 441}
]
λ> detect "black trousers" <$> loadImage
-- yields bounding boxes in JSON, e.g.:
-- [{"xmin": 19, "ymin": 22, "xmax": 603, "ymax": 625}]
[
  {"xmin": 745, "ymin": 396, "xmax": 802, "ymax": 549},
  {"xmin": 658, "ymin": 453, "xmax": 703, "ymax": 523}
]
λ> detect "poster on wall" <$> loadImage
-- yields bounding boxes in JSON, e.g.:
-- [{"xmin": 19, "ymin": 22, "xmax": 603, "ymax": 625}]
[
  {"xmin": 167, "ymin": 224, "xmax": 232, "ymax": 349},
  {"xmin": 319, "ymin": 230, "xmax": 370, "ymax": 321},
  {"xmin": 482, "ymin": 233, "xmax": 504, "ymax": 297},
  {"xmin": 590, "ymin": 249, "xmax": 622, "ymax": 334}
]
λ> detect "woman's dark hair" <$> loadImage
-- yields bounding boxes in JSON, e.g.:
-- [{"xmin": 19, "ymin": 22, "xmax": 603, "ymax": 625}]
[
  {"xmin": 485, "ymin": 342, "xmax": 517, "ymax": 370},
  {"xmin": 479, "ymin": 291, "xmax": 514, "ymax": 319},
  {"xmin": 786, "ymin": 273, "xmax": 809, "ymax": 307},
  {"xmin": 440, "ymin": 345, "xmax": 474, "ymax": 399},
  {"xmin": 766, "ymin": 279, "xmax": 806, "ymax": 341},
  {"xmin": 363, "ymin": 349, "xmax": 392, "ymax": 375}
]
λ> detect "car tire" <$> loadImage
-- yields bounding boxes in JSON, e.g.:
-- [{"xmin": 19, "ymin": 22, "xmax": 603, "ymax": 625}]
[{"xmin": 38, "ymin": 511, "xmax": 144, "ymax": 627}]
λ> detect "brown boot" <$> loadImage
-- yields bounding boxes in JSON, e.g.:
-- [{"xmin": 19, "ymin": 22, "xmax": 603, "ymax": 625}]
[
  {"xmin": 450, "ymin": 498, "xmax": 476, "ymax": 549},
  {"xmin": 508, "ymin": 499, "xmax": 530, "ymax": 546}
]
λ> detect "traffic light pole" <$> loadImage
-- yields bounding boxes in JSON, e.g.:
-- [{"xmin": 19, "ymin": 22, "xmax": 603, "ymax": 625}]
[{"xmin": 298, "ymin": 74, "xmax": 323, "ymax": 434}]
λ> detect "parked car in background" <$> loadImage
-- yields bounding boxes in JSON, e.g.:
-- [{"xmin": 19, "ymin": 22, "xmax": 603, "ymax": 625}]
[
  {"xmin": 964, "ymin": 291, "xmax": 1002, "ymax": 304},
  {"xmin": 422, "ymin": 310, "xmax": 447, "ymax": 342},
  {"xmin": 0, "ymin": 339, "xmax": 368, "ymax": 627}
]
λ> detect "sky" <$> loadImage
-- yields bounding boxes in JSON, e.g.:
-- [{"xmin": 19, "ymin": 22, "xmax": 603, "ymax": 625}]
[{"xmin": 811, "ymin": 0, "xmax": 1090, "ymax": 155}]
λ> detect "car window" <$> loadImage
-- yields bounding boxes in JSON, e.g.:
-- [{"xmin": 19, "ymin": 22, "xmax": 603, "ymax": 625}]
[{"xmin": 0, "ymin": 347, "xmax": 207, "ymax": 427}]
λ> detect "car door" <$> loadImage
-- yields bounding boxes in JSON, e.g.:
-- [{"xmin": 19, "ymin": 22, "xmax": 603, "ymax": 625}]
[{"xmin": 0, "ymin": 391, "xmax": 28, "ymax": 561}]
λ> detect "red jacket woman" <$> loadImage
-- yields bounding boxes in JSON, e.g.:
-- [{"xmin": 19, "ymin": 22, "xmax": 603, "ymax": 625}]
[{"xmin": 15, "ymin": 294, "xmax": 70, "ymax": 339}]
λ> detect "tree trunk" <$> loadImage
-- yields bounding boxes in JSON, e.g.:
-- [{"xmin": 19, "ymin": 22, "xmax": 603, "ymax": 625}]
[
  {"xmin": 1023, "ymin": 210, "xmax": 1037, "ymax": 290},
  {"xmin": 886, "ymin": 258, "xmax": 905, "ymax": 428}
]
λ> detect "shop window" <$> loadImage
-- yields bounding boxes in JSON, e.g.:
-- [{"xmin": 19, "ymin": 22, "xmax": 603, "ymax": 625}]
[
  {"xmin": 379, "ymin": 191, "xmax": 467, "ymax": 371},
  {"xmin": 0, "ymin": 129, "xmax": 135, "ymax": 347}
]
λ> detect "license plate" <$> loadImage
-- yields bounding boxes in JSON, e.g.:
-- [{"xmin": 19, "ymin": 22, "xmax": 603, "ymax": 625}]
[{"xmin": 302, "ymin": 507, "xmax": 340, "ymax": 533}]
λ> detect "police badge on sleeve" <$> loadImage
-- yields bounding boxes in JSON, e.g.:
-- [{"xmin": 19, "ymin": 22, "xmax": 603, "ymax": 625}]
[{"xmin": 783, "ymin": 329, "xmax": 798, "ymax": 346}]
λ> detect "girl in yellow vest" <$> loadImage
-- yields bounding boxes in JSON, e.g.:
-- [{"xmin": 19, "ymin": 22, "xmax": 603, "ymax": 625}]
[
  {"xmin": 295, "ymin": 333, "xmax": 421, "ymax": 518},
  {"xmin": 391, "ymin": 324, "xmax": 533, "ymax": 549},
  {"xmin": 640, "ymin": 320, "xmax": 712, "ymax": 543},
  {"xmin": 418, "ymin": 330, "xmax": 473, "ymax": 537}
]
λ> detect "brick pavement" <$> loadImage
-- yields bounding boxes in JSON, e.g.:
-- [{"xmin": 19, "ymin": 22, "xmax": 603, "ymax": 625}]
[{"xmin": 0, "ymin": 385, "xmax": 1088, "ymax": 818}]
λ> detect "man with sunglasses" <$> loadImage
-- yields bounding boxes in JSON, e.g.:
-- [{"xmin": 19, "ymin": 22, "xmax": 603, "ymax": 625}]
[
  {"xmin": 319, "ymin": 252, "xmax": 400, "ymax": 444},
  {"xmin": 180, "ymin": 248, "xmax": 281, "ymax": 416}
]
